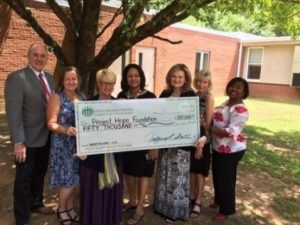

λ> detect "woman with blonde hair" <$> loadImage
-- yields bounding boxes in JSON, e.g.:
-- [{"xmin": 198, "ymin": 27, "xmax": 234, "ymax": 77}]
[
  {"xmin": 190, "ymin": 70, "xmax": 214, "ymax": 218},
  {"xmin": 80, "ymin": 69, "xmax": 123, "ymax": 225}
]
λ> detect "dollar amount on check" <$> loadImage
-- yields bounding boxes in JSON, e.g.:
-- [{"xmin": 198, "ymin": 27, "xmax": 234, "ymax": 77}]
[{"xmin": 75, "ymin": 97, "xmax": 200, "ymax": 155}]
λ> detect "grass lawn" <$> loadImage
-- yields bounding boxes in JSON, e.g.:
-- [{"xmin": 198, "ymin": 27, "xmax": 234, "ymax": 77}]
[
  {"xmin": 240, "ymin": 98, "xmax": 300, "ymax": 225},
  {"xmin": 226, "ymin": 97, "xmax": 300, "ymax": 225},
  {"xmin": 0, "ymin": 97, "xmax": 299, "ymax": 225}
]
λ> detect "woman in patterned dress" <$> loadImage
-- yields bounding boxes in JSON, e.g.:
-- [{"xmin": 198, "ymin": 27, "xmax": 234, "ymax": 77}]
[
  {"xmin": 154, "ymin": 64, "xmax": 205, "ymax": 223},
  {"xmin": 47, "ymin": 67, "xmax": 84, "ymax": 225},
  {"xmin": 117, "ymin": 64, "xmax": 158, "ymax": 225},
  {"xmin": 210, "ymin": 77, "xmax": 249, "ymax": 221}
]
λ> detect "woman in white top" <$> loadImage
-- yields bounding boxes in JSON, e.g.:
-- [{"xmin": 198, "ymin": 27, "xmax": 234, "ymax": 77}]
[{"xmin": 210, "ymin": 77, "xmax": 249, "ymax": 221}]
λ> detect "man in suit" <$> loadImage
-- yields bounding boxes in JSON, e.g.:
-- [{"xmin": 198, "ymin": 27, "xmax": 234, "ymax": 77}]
[{"xmin": 5, "ymin": 43, "xmax": 56, "ymax": 225}]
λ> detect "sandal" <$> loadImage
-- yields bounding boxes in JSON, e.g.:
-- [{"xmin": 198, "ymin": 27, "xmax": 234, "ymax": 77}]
[
  {"xmin": 56, "ymin": 209, "xmax": 72, "ymax": 225},
  {"xmin": 190, "ymin": 202, "xmax": 201, "ymax": 218},
  {"xmin": 123, "ymin": 202, "xmax": 138, "ymax": 213},
  {"xmin": 126, "ymin": 210, "xmax": 144, "ymax": 225},
  {"xmin": 67, "ymin": 207, "xmax": 80, "ymax": 223}
]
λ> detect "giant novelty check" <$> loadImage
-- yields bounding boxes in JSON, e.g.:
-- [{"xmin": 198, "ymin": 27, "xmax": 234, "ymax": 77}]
[{"xmin": 75, "ymin": 97, "xmax": 200, "ymax": 155}]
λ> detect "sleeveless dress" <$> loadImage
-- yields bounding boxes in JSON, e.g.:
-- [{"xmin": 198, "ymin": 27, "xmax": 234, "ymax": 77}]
[
  {"xmin": 117, "ymin": 90, "xmax": 156, "ymax": 177},
  {"xmin": 190, "ymin": 92, "xmax": 212, "ymax": 177},
  {"xmin": 49, "ymin": 91, "xmax": 84, "ymax": 188},
  {"xmin": 154, "ymin": 90, "xmax": 195, "ymax": 221}
]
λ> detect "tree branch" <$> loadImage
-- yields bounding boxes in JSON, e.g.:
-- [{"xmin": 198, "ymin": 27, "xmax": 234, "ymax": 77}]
[
  {"xmin": 97, "ymin": 6, "xmax": 123, "ymax": 38},
  {"xmin": 3, "ymin": 0, "xmax": 69, "ymax": 66},
  {"xmin": 76, "ymin": 0, "xmax": 101, "ymax": 72},
  {"xmin": 151, "ymin": 35, "xmax": 182, "ymax": 44},
  {"xmin": 89, "ymin": 0, "xmax": 213, "ymax": 71},
  {"xmin": 120, "ymin": 0, "xmax": 150, "ymax": 29},
  {"xmin": 68, "ymin": 0, "xmax": 83, "ymax": 31},
  {"xmin": 45, "ymin": 0, "xmax": 78, "ymax": 39},
  {"xmin": 121, "ymin": 0, "xmax": 129, "ymax": 15}
]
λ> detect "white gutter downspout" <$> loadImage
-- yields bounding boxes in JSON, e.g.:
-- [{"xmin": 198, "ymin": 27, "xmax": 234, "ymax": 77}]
[{"xmin": 236, "ymin": 42, "xmax": 242, "ymax": 77}]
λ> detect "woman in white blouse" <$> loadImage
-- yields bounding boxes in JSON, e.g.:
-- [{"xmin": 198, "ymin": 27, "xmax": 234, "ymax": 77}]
[{"xmin": 210, "ymin": 77, "xmax": 249, "ymax": 221}]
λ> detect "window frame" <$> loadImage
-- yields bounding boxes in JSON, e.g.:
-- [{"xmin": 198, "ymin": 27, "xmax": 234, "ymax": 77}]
[
  {"xmin": 195, "ymin": 51, "xmax": 210, "ymax": 71},
  {"xmin": 246, "ymin": 47, "xmax": 264, "ymax": 81}
]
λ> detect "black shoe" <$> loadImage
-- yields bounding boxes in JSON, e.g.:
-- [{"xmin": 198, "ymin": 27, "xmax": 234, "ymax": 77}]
[
  {"xmin": 67, "ymin": 208, "xmax": 80, "ymax": 223},
  {"xmin": 56, "ymin": 209, "xmax": 72, "ymax": 225}
]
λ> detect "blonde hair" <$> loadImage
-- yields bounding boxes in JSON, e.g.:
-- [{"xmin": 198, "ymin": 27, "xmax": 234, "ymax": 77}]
[
  {"xmin": 165, "ymin": 64, "xmax": 192, "ymax": 91},
  {"xmin": 193, "ymin": 70, "xmax": 213, "ymax": 91},
  {"xmin": 96, "ymin": 69, "xmax": 117, "ymax": 84}
]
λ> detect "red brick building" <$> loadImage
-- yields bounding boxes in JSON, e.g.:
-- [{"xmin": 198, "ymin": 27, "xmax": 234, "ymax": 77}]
[
  {"xmin": 0, "ymin": 0, "xmax": 241, "ymax": 113},
  {"xmin": 4, "ymin": 1, "xmax": 299, "ymax": 113}
]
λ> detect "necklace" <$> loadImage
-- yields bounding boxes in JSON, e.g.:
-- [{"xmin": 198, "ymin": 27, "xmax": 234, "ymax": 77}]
[{"xmin": 127, "ymin": 89, "xmax": 143, "ymax": 99}]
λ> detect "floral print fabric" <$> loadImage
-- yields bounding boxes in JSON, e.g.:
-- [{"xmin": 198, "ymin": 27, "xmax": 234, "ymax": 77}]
[
  {"xmin": 212, "ymin": 101, "xmax": 249, "ymax": 154},
  {"xmin": 49, "ymin": 91, "xmax": 83, "ymax": 188}
]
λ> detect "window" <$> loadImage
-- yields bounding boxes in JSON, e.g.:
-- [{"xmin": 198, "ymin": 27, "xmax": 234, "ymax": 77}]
[
  {"xmin": 247, "ymin": 48, "xmax": 263, "ymax": 80},
  {"xmin": 195, "ymin": 51, "xmax": 210, "ymax": 71}
]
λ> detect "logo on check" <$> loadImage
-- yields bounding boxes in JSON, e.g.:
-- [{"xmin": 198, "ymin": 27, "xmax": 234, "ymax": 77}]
[{"xmin": 82, "ymin": 106, "xmax": 94, "ymax": 117}]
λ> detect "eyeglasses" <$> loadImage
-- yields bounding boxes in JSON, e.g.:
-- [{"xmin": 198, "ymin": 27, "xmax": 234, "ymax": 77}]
[{"xmin": 99, "ymin": 81, "xmax": 115, "ymax": 86}]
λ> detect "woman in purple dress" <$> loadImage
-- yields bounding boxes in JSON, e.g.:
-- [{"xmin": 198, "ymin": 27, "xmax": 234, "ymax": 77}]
[{"xmin": 80, "ymin": 69, "xmax": 123, "ymax": 225}]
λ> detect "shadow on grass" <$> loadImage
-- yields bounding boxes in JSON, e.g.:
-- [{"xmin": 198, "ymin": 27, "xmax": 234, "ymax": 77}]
[
  {"xmin": 243, "ymin": 125, "xmax": 300, "ymax": 185},
  {"xmin": 245, "ymin": 125, "xmax": 300, "ymax": 151},
  {"xmin": 0, "ymin": 115, "xmax": 299, "ymax": 225},
  {"xmin": 272, "ymin": 196, "xmax": 300, "ymax": 222}
]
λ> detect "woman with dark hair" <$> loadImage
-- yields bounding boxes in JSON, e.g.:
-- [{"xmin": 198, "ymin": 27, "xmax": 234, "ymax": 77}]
[
  {"xmin": 154, "ymin": 64, "xmax": 205, "ymax": 223},
  {"xmin": 210, "ymin": 77, "xmax": 249, "ymax": 221},
  {"xmin": 117, "ymin": 63, "xmax": 157, "ymax": 225},
  {"xmin": 80, "ymin": 69, "xmax": 123, "ymax": 225},
  {"xmin": 47, "ymin": 66, "xmax": 85, "ymax": 224}
]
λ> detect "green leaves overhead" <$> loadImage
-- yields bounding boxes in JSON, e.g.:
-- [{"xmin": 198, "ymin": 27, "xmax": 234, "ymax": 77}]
[
  {"xmin": 184, "ymin": 0, "xmax": 300, "ymax": 36},
  {"xmin": 3, "ymin": 0, "xmax": 300, "ymax": 94}
]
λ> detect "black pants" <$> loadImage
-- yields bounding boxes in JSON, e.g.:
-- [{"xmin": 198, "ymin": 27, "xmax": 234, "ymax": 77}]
[
  {"xmin": 212, "ymin": 150, "xmax": 245, "ymax": 216},
  {"xmin": 14, "ymin": 142, "xmax": 50, "ymax": 225}
]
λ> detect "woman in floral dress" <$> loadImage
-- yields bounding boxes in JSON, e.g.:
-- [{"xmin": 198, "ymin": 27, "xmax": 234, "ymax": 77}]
[{"xmin": 47, "ymin": 66, "xmax": 85, "ymax": 225}]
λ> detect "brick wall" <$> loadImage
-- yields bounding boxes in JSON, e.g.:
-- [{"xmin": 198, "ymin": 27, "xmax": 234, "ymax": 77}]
[
  {"xmin": 0, "ymin": 0, "xmax": 240, "ymax": 113},
  {"xmin": 249, "ymin": 82, "xmax": 300, "ymax": 101},
  {"xmin": 134, "ymin": 26, "xmax": 240, "ymax": 96},
  {"xmin": 0, "ymin": 0, "xmax": 63, "ymax": 112}
]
